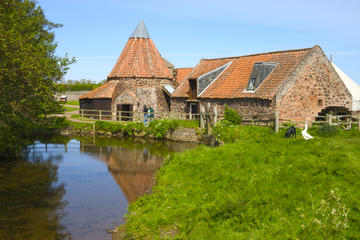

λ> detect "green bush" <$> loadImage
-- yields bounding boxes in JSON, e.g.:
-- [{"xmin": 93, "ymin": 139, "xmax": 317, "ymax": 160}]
[
  {"xmin": 223, "ymin": 105, "xmax": 242, "ymax": 125},
  {"xmin": 147, "ymin": 119, "xmax": 199, "ymax": 139},
  {"xmin": 317, "ymin": 123, "xmax": 340, "ymax": 137}
]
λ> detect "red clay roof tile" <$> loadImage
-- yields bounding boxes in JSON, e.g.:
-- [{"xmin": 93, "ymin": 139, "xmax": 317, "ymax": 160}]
[
  {"xmin": 79, "ymin": 81, "xmax": 118, "ymax": 99},
  {"xmin": 175, "ymin": 68, "xmax": 193, "ymax": 84},
  {"xmin": 108, "ymin": 38, "xmax": 172, "ymax": 79},
  {"xmin": 172, "ymin": 47, "xmax": 313, "ymax": 99}
]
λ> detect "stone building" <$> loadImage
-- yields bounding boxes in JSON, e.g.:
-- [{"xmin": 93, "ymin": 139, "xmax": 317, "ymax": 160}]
[
  {"xmin": 79, "ymin": 21, "xmax": 178, "ymax": 120},
  {"xmin": 171, "ymin": 45, "xmax": 353, "ymax": 121}
]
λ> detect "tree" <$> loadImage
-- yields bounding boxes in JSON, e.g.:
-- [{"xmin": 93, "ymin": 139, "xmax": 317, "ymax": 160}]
[{"xmin": 0, "ymin": 0, "xmax": 75, "ymax": 158}]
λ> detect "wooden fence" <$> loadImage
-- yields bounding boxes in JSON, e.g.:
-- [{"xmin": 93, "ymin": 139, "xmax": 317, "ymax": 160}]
[{"xmin": 78, "ymin": 109, "xmax": 360, "ymax": 133}]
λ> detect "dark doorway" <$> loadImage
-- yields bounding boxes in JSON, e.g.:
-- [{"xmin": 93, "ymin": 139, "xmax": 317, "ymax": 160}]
[
  {"xmin": 117, "ymin": 104, "xmax": 133, "ymax": 121},
  {"xmin": 189, "ymin": 102, "xmax": 199, "ymax": 120}
]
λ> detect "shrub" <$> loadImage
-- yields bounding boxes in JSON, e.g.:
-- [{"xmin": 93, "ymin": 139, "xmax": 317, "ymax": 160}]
[
  {"xmin": 316, "ymin": 123, "xmax": 340, "ymax": 137},
  {"xmin": 223, "ymin": 105, "xmax": 242, "ymax": 125},
  {"xmin": 147, "ymin": 119, "xmax": 199, "ymax": 139}
]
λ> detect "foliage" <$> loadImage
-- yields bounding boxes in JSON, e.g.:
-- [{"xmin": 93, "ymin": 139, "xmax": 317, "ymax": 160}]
[
  {"xmin": 121, "ymin": 126, "xmax": 360, "ymax": 239},
  {"xmin": 55, "ymin": 79, "xmax": 105, "ymax": 92},
  {"xmin": 0, "ymin": 0, "xmax": 74, "ymax": 158},
  {"xmin": 223, "ymin": 105, "xmax": 242, "ymax": 125},
  {"xmin": 147, "ymin": 119, "xmax": 199, "ymax": 139},
  {"xmin": 316, "ymin": 123, "xmax": 341, "ymax": 137},
  {"xmin": 69, "ymin": 121, "xmax": 93, "ymax": 131}
]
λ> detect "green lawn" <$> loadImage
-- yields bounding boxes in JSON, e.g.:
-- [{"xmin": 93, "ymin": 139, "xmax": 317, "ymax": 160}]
[
  {"xmin": 64, "ymin": 100, "xmax": 79, "ymax": 106},
  {"xmin": 119, "ymin": 126, "xmax": 360, "ymax": 239},
  {"xmin": 62, "ymin": 106, "xmax": 79, "ymax": 112}
]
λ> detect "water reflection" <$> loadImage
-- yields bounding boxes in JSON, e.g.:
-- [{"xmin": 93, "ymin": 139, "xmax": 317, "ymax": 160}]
[
  {"xmin": 0, "ymin": 152, "xmax": 70, "ymax": 240},
  {"xmin": 80, "ymin": 138, "xmax": 197, "ymax": 202},
  {"xmin": 0, "ymin": 136, "xmax": 197, "ymax": 240}
]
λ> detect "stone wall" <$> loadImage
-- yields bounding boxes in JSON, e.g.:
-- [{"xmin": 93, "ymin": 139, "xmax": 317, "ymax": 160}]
[
  {"xmin": 171, "ymin": 98, "xmax": 189, "ymax": 113},
  {"xmin": 171, "ymin": 97, "xmax": 273, "ymax": 117},
  {"xmin": 277, "ymin": 46, "xmax": 352, "ymax": 121},
  {"xmin": 200, "ymin": 98, "xmax": 274, "ymax": 116},
  {"xmin": 111, "ymin": 77, "xmax": 174, "ymax": 115}
]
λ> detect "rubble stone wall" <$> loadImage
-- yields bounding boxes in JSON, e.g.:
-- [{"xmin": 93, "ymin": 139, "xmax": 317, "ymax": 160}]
[{"xmin": 277, "ymin": 46, "xmax": 352, "ymax": 121}]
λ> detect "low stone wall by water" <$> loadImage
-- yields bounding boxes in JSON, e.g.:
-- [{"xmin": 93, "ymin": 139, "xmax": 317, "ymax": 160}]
[{"xmin": 60, "ymin": 126, "xmax": 204, "ymax": 143}]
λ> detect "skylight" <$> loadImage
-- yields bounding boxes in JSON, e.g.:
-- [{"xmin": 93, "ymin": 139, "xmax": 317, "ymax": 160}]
[
  {"xmin": 246, "ymin": 62, "xmax": 278, "ymax": 91},
  {"xmin": 198, "ymin": 61, "xmax": 232, "ymax": 96}
]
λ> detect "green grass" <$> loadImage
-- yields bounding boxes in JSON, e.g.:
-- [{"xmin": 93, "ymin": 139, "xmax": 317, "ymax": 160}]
[
  {"xmin": 120, "ymin": 125, "xmax": 360, "ymax": 239},
  {"xmin": 64, "ymin": 100, "xmax": 79, "ymax": 106},
  {"xmin": 62, "ymin": 106, "xmax": 79, "ymax": 112}
]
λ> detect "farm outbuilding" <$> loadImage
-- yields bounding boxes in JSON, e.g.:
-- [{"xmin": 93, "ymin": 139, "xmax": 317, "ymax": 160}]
[
  {"xmin": 79, "ymin": 21, "xmax": 184, "ymax": 120},
  {"xmin": 80, "ymin": 21, "xmax": 357, "ymax": 122},
  {"xmin": 171, "ymin": 45, "xmax": 353, "ymax": 121}
]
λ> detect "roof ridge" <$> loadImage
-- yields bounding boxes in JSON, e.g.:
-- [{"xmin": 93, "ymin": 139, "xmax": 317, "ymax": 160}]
[{"xmin": 201, "ymin": 46, "xmax": 316, "ymax": 61}]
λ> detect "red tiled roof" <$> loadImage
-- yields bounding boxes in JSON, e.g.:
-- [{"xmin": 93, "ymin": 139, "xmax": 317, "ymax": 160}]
[
  {"xmin": 108, "ymin": 38, "xmax": 172, "ymax": 79},
  {"xmin": 172, "ymin": 47, "xmax": 314, "ymax": 99},
  {"xmin": 79, "ymin": 81, "xmax": 118, "ymax": 99},
  {"xmin": 175, "ymin": 68, "xmax": 193, "ymax": 84}
]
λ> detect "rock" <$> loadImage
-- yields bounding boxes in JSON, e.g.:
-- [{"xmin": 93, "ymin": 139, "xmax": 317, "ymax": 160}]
[{"xmin": 170, "ymin": 127, "xmax": 199, "ymax": 142}]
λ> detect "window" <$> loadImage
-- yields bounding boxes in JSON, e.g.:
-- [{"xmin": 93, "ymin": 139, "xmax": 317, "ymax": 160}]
[
  {"xmin": 318, "ymin": 99, "xmax": 323, "ymax": 107},
  {"xmin": 248, "ymin": 78, "xmax": 256, "ymax": 91},
  {"xmin": 246, "ymin": 62, "xmax": 278, "ymax": 91}
]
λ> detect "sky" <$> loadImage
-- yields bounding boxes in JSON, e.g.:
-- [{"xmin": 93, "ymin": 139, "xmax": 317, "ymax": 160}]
[{"xmin": 37, "ymin": 0, "xmax": 360, "ymax": 84}]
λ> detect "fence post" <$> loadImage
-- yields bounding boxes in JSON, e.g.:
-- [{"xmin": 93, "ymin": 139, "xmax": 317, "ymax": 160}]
[
  {"xmin": 214, "ymin": 106, "xmax": 218, "ymax": 124},
  {"xmin": 328, "ymin": 113, "xmax": 332, "ymax": 125},
  {"xmin": 251, "ymin": 116, "xmax": 255, "ymax": 126},
  {"xmin": 99, "ymin": 110, "xmax": 102, "ymax": 120},
  {"xmin": 274, "ymin": 110, "xmax": 279, "ymax": 133},
  {"xmin": 358, "ymin": 115, "xmax": 360, "ymax": 131},
  {"xmin": 200, "ymin": 105, "xmax": 205, "ymax": 129}
]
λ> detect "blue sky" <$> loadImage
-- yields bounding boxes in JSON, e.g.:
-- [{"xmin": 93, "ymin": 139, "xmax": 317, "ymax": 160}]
[{"xmin": 38, "ymin": 0, "xmax": 360, "ymax": 84}]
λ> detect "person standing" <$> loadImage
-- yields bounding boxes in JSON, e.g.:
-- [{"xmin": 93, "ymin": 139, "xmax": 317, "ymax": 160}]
[
  {"xmin": 143, "ymin": 104, "xmax": 148, "ymax": 126},
  {"xmin": 148, "ymin": 105, "xmax": 154, "ymax": 123}
]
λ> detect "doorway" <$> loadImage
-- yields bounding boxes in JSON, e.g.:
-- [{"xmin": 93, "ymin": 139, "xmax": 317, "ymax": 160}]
[
  {"xmin": 117, "ymin": 104, "xmax": 133, "ymax": 121},
  {"xmin": 189, "ymin": 102, "xmax": 199, "ymax": 120}
]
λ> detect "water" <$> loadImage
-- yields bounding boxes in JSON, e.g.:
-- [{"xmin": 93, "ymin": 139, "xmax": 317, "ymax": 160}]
[{"xmin": 0, "ymin": 136, "xmax": 197, "ymax": 240}]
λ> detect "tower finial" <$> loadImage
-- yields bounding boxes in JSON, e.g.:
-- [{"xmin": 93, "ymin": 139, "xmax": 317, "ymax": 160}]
[{"xmin": 130, "ymin": 20, "xmax": 150, "ymax": 39}]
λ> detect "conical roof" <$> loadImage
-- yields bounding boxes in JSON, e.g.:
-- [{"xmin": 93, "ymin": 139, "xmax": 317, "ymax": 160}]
[
  {"xmin": 108, "ymin": 21, "xmax": 172, "ymax": 79},
  {"xmin": 130, "ymin": 20, "xmax": 150, "ymax": 39}
]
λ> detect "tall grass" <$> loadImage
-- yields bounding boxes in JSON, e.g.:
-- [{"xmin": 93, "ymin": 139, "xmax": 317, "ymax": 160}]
[{"xmin": 120, "ymin": 126, "xmax": 360, "ymax": 239}]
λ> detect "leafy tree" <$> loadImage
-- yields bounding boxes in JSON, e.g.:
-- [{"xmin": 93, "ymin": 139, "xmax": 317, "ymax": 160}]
[{"xmin": 0, "ymin": 0, "xmax": 75, "ymax": 158}]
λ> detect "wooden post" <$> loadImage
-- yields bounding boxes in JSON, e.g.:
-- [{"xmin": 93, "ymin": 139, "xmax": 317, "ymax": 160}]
[
  {"xmin": 328, "ymin": 113, "xmax": 332, "ymax": 125},
  {"xmin": 214, "ymin": 106, "xmax": 218, "ymax": 124},
  {"xmin": 251, "ymin": 116, "xmax": 255, "ymax": 126},
  {"xmin": 274, "ymin": 110, "xmax": 279, "ymax": 133},
  {"xmin": 81, "ymin": 109, "xmax": 84, "ymax": 118},
  {"xmin": 200, "ymin": 105, "xmax": 205, "ymax": 129},
  {"xmin": 99, "ymin": 110, "xmax": 102, "ymax": 120},
  {"xmin": 206, "ymin": 112, "xmax": 210, "ymax": 134},
  {"xmin": 358, "ymin": 115, "xmax": 360, "ymax": 131}
]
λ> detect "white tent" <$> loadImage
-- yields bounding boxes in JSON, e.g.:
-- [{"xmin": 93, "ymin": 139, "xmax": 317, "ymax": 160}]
[{"xmin": 332, "ymin": 63, "xmax": 360, "ymax": 111}]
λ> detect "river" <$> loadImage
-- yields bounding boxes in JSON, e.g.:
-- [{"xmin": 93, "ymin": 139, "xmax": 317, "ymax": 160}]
[{"xmin": 0, "ymin": 136, "xmax": 197, "ymax": 240}]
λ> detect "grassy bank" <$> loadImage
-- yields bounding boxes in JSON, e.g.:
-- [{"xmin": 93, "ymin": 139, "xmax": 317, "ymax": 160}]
[
  {"xmin": 118, "ymin": 125, "xmax": 360, "ymax": 239},
  {"xmin": 67, "ymin": 119, "xmax": 199, "ymax": 139}
]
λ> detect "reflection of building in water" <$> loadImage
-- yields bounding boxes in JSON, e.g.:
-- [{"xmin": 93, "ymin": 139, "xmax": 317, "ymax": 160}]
[
  {"xmin": 80, "ymin": 141, "xmax": 164, "ymax": 202},
  {"xmin": 107, "ymin": 146, "xmax": 163, "ymax": 202}
]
